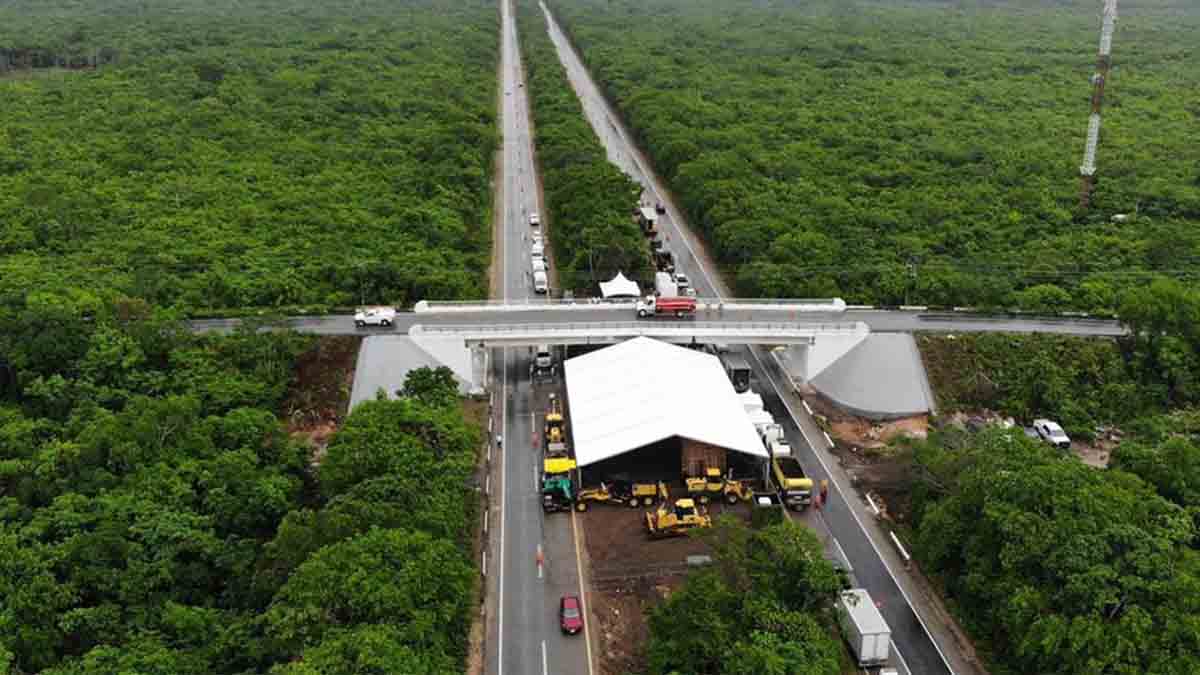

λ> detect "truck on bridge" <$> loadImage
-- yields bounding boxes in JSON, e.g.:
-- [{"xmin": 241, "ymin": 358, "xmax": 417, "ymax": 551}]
[{"xmin": 636, "ymin": 295, "xmax": 696, "ymax": 318}]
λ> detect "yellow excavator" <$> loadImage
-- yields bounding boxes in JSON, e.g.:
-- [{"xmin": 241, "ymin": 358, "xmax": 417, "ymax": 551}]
[
  {"xmin": 576, "ymin": 480, "xmax": 668, "ymax": 511},
  {"xmin": 645, "ymin": 498, "xmax": 712, "ymax": 538},
  {"xmin": 685, "ymin": 467, "xmax": 754, "ymax": 505}
]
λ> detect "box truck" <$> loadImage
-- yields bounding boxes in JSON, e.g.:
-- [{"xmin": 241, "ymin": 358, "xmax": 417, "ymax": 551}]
[{"xmin": 837, "ymin": 589, "xmax": 891, "ymax": 667}]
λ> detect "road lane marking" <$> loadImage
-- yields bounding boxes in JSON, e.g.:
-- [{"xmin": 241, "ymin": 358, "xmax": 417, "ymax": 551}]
[
  {"xmin": 498, "ymin": 349, "xmax": 508, "ymax": 675},
  {"xmin": 751, "ymin": 345, "xmax": 950, "ymax": 672},
  {"xmin": 570, "ymin": 508, "xmax": 596, "ymax": 675},
  {"xmin": 542, "ymin": 640, "xmax": 548, "ymax": 675}
]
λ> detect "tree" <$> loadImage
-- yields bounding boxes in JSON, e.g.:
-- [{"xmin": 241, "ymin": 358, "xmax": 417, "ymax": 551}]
[
  {"xmin": 400, "ymin": 366, "xmax": 459, "ymax": 409},
  {"xmin": 265, "ymin": 528, "xmax": 473, "ymax": 661}
]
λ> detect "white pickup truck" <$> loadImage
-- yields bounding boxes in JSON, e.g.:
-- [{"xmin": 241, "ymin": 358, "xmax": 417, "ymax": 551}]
[{"xmin": 354, "ymin": 306, "xmax": 396, "ymax": 328}]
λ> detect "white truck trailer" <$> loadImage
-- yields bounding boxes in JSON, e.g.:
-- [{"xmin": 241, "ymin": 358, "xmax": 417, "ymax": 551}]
[
  {"xmin": 654, "ymin": 271, "xmax": 678, "ymax": 297},
  {"xmin": 837, "ymin": 588, "xmax": 891, "ymax": 667}
]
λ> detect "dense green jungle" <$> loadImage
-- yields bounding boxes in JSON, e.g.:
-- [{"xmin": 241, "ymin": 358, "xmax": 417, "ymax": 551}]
[
  {"xmin": 549, "ymin": 0, "xmax": 1200, "ymax": 310},
  {"xmin": 0, "ymin": 0, "xmax": 498, "ymax": 314}
]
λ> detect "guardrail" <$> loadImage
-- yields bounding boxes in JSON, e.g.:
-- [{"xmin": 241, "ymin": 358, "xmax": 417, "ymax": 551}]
[
  {"xmin": 414, "ymin": 297, "xmax": 847, "ymax": 313},
  {"xmin": 413, "ymin": 320, "xmax": 864, "ymax": 336}
]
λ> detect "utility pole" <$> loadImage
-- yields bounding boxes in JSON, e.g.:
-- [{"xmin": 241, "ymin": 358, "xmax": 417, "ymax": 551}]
[{"xmin": 1078, "ymin": 0, "xmax": 1118, "ymax": 210}]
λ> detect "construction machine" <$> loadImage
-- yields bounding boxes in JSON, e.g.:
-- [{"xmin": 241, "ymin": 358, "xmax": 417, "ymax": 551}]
[
  {"xmin": 645, "ymin": 498, "xmax": 712, "ymax": 538},
  {"xmin": 544, "ymin": 394, "xmax": 568, "ymax": 456},
  {"xmin": 685, "ymin": 467, "xmax": 753, "ymax": 505},
  {"xmin": 575, "ymin": 480, "xmax": 668, "ymax": 511},
  {"xmin": 542, "ymin": 457, "xmax": 577, "ymax": 513}
]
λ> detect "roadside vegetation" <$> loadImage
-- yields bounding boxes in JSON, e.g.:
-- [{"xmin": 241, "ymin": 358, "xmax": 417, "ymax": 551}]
[
  {"xmin": 547, "ymin": 0, "xmax": 1200, "ymax": 310},
  {"xmin": 0, "ymin": 0, "xmax": 498, "ymax": 314},
  {"xmin": 920, "ymin": 278, "xmax": 1200, "ymax": 437},
  {"xmin": 642, "ymin": 516, "xmax": 845, "ymax": 675},
  {"xmin": 907, "ymin": 428, "xmax": 1200, "ymax": 675},
  {"xmin": 516, "ymin": 0, "xmax": 649, "ymax": 296},
  {"xmin": 0, "ymin": 292, "xmax": 480, "ymax": 673}
]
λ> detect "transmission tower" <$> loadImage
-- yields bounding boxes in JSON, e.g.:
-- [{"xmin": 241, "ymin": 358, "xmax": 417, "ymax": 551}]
[{"xmin": 1078, "ymin": 0, "xmax": 1118, "ymax": 210}]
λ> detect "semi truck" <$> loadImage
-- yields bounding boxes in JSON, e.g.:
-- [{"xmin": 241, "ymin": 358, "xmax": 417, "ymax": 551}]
[
  {"xmin": 720, "ymin": 352, "xmax": 752, "ymax": 393},
  {"xmin": 837, "ymin": 589, "xmax": 891, "ymax": 667},
  {"xmin": 636, "ymin": 295, "xmax": 696, "ymax": 318}
]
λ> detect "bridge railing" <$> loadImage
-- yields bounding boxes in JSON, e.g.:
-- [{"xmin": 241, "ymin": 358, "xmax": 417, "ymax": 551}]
[
  {"xmin": 411, "ymin": 320, "xmax": 865, "ymax": 335},
  {"xmin": 413, "ymin": 298, "xmax": 846, "ymax": 313}
]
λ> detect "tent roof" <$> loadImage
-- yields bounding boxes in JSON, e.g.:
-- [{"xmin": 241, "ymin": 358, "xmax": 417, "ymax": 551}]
[
  {"xmin": 599, "ymin": 271, "xmax": 640, "ymax": 299},
  {"xmin": 564, "ymin": 337, "xmax": 767, "ymax": 468}
]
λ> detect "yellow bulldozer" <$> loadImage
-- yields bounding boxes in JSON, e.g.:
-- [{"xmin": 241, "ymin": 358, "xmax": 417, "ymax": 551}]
[
  {"xmin": 576, "ymin": 480, "xmax": 667, "ymax": 511},
  {"xmin": 685, "ymin": 467, "xmax": 753, "ymax": 505},
  {"xmin": 645, "ymin": 498, "xmax": 712, "ymax": 538}
]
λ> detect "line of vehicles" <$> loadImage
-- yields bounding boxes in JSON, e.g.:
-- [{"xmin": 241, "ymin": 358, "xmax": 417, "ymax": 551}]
[{"xmin": 633, "ymin": 201, "xmax": 699, "ymax": 319}]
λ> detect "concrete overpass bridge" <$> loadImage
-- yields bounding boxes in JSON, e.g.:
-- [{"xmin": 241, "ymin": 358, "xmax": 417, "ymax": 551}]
[{"xmin": 408, "ymin": 319, "xmax": 870, "ymax": 390}]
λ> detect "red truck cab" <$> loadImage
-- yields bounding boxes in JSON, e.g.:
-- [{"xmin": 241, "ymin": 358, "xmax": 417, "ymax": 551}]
[{"xmin": 637, "ymin": 295, "xmax": 696, "ymax": 318}]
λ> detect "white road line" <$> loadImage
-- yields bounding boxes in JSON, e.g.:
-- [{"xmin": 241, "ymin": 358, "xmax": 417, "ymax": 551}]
[
  {"xmin": 892, "ymin": 638, "xmax": 913, "ymax": 675},
  {"xmin": 498, "ymin": 349, "xmax": 508, "ymax": 675},
  {"xmin": 537, "ymin": 543, "xmax": 544, "ymax": 579},
  {"xmin": 541, "ymin": 640, "xmax": 548, "ymax": 675},
  {"xmin": 570, "ymin": 509, "xmax": 596, "ymax": 675},
  {"xmin": 752, "ymin": 348, "xmax": 952, "ymax": 672}
]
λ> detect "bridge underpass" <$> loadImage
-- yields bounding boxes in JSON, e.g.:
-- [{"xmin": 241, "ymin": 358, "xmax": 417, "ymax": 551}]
[{"xmin": 407, "ymin": 320, "xmax": 871, "ymax": 393}]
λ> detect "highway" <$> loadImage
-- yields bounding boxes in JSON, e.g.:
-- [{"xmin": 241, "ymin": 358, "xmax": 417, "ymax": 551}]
[
  {"xmin": 488, "ymin": 2, "xmax": 591, "ymax": 675},
  {"xmin": 181, "ymin": 5, "xmax": 1129, "ymax": 675},
  {"xmin": 536, "ymin": 4, "xmax": 954, "ymax": 674}
]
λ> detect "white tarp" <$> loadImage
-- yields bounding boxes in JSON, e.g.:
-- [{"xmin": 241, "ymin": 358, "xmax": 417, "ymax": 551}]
[
  {"xmin": 564, "ymin": 337, "xmax": 767, "ymax": 468},
  {"xmin": 599, "ymin": 271, "xmax": 640, "ymax": 299}
]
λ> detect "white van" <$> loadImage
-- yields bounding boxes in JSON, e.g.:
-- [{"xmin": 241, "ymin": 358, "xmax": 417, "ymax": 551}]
[{"xmin": 533, "ymin": 270, "xmax": 548, "ymax": 294}]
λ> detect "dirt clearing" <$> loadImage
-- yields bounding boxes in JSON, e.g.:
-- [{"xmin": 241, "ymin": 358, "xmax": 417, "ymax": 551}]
[
  {"xmin": 581, "ymin": 499, "xmax": 750, "ymax": 674},
  {"xmin": 281, "ymin": 335, "xmax": 361, "ymax": 465}
]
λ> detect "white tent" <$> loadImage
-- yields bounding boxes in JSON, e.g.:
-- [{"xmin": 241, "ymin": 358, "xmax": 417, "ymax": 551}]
[
  {"xmin": 564, "ymin": 337, "xmax": 767, "ymax": 468},
  {"xmin": 599, "ymin": 271, "xmax": 640, "ymax": 299}
]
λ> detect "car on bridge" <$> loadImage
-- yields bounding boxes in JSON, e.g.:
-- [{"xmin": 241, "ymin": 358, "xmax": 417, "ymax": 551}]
[
  {"xmin": 353, "ymin": 306, "xmax": 396, "ymax": 328},
  {"xmin": 559, "ymin": 595, "xmax": 583, "ymax": 635}
]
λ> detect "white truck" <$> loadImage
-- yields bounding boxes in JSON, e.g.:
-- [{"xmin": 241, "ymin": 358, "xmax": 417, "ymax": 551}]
[
  {"xmin": 655, "ymin": 271, "xmax": 678, "ymax": 297},
  {"xmin": 354, "ymin": 306, "xmax": 396, "ymax": 328},
  {"xmin": 837, "ymin": 589, "xmax": 891, "ymax": 668},
  {"xmin": 673, "ymin": 273, "xmax": 695, "ymax": 297}
]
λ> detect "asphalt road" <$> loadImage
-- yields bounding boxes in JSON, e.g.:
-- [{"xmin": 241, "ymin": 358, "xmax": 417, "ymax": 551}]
[
  {"xmin": 489, "ymin": 2, "xmax": 591, "ymax": 675},
  {"xmin": 188, "ymin": 307, "xmax": 1126, "ymax": 338},
  {"xmin": 537, "ymin": 4, "xmax": 950, "ymax": 673}
]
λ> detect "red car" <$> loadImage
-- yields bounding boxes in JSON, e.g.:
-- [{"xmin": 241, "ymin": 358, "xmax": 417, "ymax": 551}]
[{"xmin": 560, "ymin": 595, "xmax": 583, "ymax": 635}]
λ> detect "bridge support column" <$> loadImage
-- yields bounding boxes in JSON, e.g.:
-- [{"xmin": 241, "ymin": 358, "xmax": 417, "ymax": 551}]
[{"xmin": 469, "ymin": 344, "xmax": 488, "ymax": 396}]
